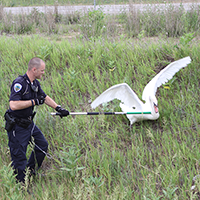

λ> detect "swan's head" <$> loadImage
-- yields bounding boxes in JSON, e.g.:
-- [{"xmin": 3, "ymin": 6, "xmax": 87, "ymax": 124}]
[
  {"xmin": 153, "ymin": 102, "xmax": 159, "ymax": 113},
  {"xmin": 150, "ymin": 96, "xmax": 159, "ymax": 114}
]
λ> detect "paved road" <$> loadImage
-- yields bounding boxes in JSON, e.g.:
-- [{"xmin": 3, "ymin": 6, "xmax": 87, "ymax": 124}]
[{"xmin": 3, "ymin": 3, "xmax": 200, "ymax": 15}]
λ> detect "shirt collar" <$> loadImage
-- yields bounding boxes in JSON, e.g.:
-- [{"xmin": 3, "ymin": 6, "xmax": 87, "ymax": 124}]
[{"xmin": 24, "ymin": 73, "xmax": 32, "ymax": 84}]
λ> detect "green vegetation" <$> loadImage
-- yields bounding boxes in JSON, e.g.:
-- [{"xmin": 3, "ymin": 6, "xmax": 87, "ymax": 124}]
[
  {"xmin": 0, "ymin": 3, "xmax": 200, "ymax": 38},
  {"xmin": 0, "ymin": 33, "xmax": 200, "ymax": 199},
  {"xmin": 0, "ymin": 2, "xmax": 200, "ymax": 200}
]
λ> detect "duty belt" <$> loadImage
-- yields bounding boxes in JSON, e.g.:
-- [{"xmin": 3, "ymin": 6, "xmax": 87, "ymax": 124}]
[
  {"xmin": 4, "ymin": 111, "xmax": 36, "ymax": 130},
  {"xmin": 15, "ymin": 111, "xmax": 36, "ymax": 128}
]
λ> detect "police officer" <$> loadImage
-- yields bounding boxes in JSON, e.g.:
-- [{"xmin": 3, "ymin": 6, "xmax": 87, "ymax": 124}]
[{"xmin": 5, "ymin": 57, "xmax": 69, "ymax": 183}]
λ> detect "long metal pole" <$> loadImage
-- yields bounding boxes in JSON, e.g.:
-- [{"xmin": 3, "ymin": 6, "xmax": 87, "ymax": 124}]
[{"xmin": 51, "ymin": 111, "xmax": 151, "ymax": 116}]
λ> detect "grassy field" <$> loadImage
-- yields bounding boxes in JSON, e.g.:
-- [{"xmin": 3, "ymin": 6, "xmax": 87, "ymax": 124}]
[
  {"xmin": 0, "ymin": 33, "xmax": 200, "ymax": 199},
  {"xmin": 0, "ymin": 1, "xmax": 200, "ymax": 200}
]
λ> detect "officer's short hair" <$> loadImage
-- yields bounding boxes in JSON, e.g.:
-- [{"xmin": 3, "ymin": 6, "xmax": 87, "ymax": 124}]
[{"xmin": 28, "ymin": 57, "xmax": 44, "ymax": 71}]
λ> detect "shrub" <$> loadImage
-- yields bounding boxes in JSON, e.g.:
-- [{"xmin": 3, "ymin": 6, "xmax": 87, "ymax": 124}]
[
  {"xmin": 0, "ymin": 3, "xmax": 200, "ymax": 37},
  {"xmin": 15, "ymin": 14, "xmax": 34, "ymax": 34},
  {"xmin": 122, "ymin": 3, "xmax": 200, "ymax": 37},
  {"xmin": 79, "ymin": 9, "xmax": 106, "ymax": 39}
]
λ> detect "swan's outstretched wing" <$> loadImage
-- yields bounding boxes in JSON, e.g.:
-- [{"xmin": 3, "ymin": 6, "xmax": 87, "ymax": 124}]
[
  {"xmin": 91, "ymin": 83, "xmax": 143, "ymax": 109},
  {"xmin": 142, "ymin": 56, "xmax": 191, "ymax": 102}
]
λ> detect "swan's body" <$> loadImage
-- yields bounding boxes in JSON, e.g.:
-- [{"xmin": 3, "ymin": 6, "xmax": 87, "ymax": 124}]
[{"xmin": 91, "ymin": 57, "xmax": 191, "ymax": 125}]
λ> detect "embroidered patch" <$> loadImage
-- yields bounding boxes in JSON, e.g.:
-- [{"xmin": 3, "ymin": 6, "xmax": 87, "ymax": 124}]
[{"xmin": 14, "ymin": 83, "xmax": 22, "ymax": 92}]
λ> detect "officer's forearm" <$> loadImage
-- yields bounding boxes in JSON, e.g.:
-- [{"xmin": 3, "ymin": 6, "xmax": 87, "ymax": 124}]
[
  {"xmin": 9, "ymin": 100, "xmax": 34, "ymax": 111},
  {"xmin": 44, "ymin": 95, "xmax": 58, "ymax": 109}
]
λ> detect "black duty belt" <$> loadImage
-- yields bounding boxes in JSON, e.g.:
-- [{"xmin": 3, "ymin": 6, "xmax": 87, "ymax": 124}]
[{"xmin": 4, "ymin": 111, "xmax": 36, "ymax": 131}]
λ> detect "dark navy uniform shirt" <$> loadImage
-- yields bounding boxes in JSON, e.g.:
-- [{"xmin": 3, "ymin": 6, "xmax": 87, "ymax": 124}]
[{"xmin": 9, "ymin": 73, "xmax": 46, "ymax": 119}]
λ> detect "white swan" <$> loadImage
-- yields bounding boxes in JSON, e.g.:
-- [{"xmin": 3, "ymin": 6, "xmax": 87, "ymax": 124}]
[{"xmin": 91, "ymin": 56, "xmax": 191, "ymax": 125}]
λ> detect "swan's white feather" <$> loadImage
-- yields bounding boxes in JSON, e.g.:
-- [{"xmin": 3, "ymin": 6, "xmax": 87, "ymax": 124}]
[
  {"xmin": 91, "ymin": 56, "xmax": 191, "ymax": 125},
  {"xmin": 91, "ymin": 83, "xmax": 143, "ymax": 109},
  {"xmin": 142, "ymin": 56, "xmax": 191, "ymax": 102}
]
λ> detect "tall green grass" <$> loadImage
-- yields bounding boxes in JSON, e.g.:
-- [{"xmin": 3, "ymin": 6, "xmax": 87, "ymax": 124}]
[
  {"xmin": 0, "ymin": 34, "xmax": 199, "ymax": 199},
  {"xmin": 123, "ymin": 3, "xmax": 200, "ymax": 37},
  {"xmin": 0, "ymin": 3, "xmax": 200, "ymax": 38}
]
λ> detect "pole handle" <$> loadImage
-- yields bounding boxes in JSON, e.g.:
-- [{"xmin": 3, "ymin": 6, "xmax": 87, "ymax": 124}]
[{"xmin": 50, "ymin": 111, "xmax": 151, "ymax": 116}]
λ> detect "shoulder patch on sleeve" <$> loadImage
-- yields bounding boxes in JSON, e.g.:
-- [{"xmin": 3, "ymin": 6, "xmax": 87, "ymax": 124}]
[{"xmin": 14, "ymin": 83, "xmax": 22, "ymax": 92}]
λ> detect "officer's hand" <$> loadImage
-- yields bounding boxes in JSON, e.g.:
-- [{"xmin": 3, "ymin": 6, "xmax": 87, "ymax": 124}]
[
  {"xmin": 55, "ymin": 106, "xmax": 69, "ymax": 118},
  {"xmin": 34, "ymin": 96, "xmax": 45, "ymax": 106}
]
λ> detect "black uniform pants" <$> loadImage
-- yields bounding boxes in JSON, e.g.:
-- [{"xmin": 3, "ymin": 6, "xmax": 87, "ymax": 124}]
[{"xmin": 7, "ymin": 122, "xmax": 48, "ymax": 182}]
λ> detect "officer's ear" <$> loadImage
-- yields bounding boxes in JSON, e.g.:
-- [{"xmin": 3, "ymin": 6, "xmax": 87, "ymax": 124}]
[{"xmin": 32, "ymin": 67, "xmax": 37, "ymax": 73}]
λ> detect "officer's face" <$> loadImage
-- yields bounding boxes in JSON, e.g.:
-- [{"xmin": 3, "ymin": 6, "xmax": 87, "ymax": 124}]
[{"xmin": 34, "ymin": 62, "xmax": 45, "ymax": 79}]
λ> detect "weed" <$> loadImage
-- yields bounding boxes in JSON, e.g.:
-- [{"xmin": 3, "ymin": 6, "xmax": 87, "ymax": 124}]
[
  {"xmin": 122, "ymin": 3, "xmax": 200, "ymax": 38},
  {"xmin": 0, "ymin": 164, "xmax": 23, "ymax": 199},
  {"xmin": 58, "ymin": 146, "xmax": 85, "ymax": 179},
  {"xmin": 37, "ymin": 45, "xmax": 53, "ymax": 61},
  {"xmin": 80, "ymin": 9, "xmax": 105, "ymax": 39},
  {"xmin": 174, "ymin": 32, "xmax": 195, "ymax": 57},
  {"xmin": 162, "ymin": 186, "xmax": 178, "ymax": 199},
  {"xmin": 179, "ymin": 32, "xmax": 195, "ymax": 46},
  {"xmin": 83, "ymin": 175, "xmax": 104, "ymax": 188}
]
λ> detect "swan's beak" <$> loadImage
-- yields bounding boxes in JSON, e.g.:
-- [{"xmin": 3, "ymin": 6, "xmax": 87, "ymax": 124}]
[{"xmin": 154, "ymin": 103, "xmax": 159, "ymax": 113}]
